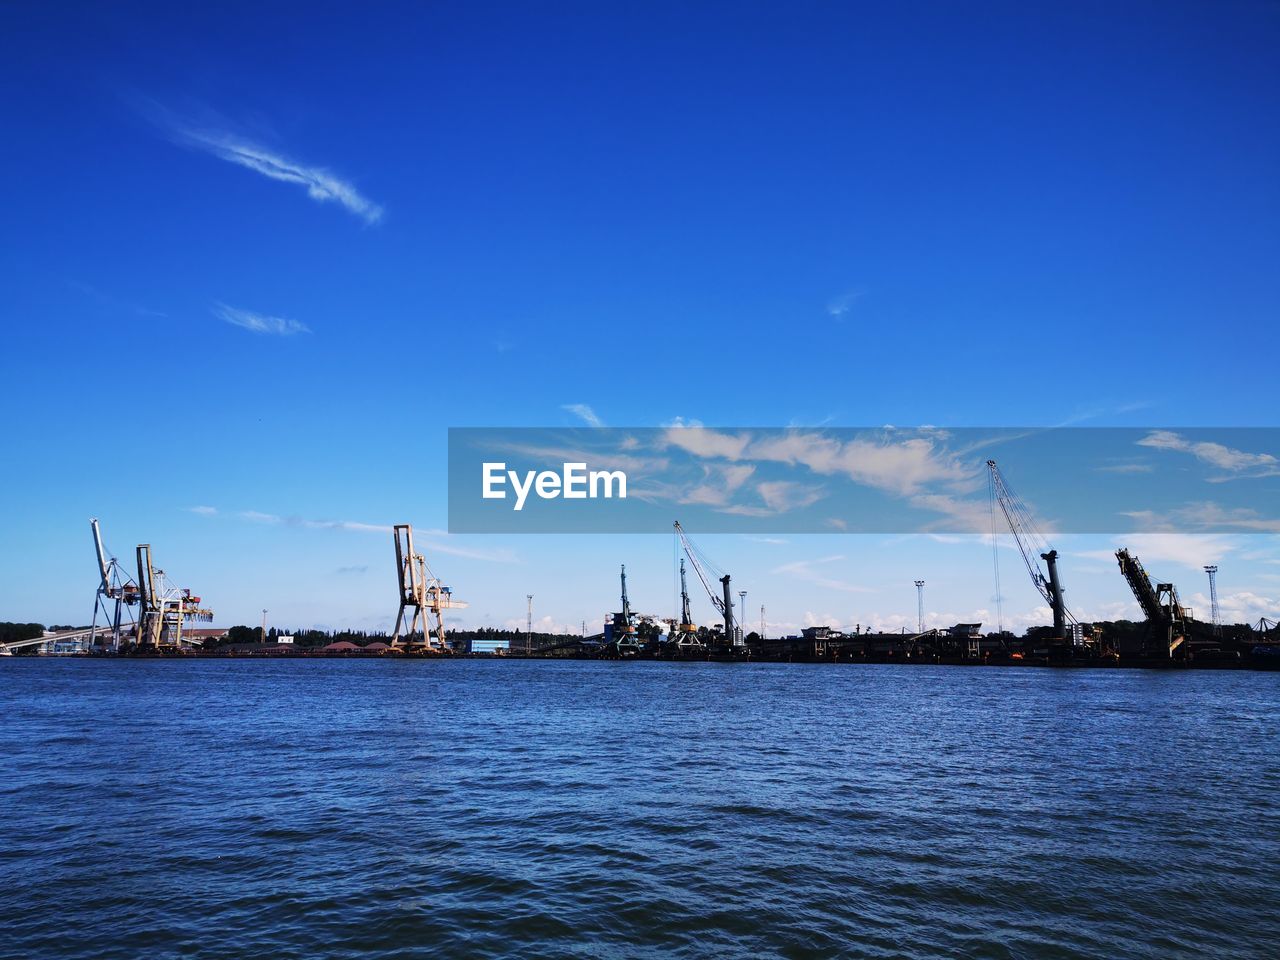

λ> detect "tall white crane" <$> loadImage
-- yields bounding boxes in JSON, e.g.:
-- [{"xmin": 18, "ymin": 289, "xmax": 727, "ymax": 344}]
[
  {"xmin": 134, "ymin": 541, "xmax": 212, "ymax": 648},
  {"xmin": 391, "ymin": 524, "xmax": 468, "ymax": 651}
]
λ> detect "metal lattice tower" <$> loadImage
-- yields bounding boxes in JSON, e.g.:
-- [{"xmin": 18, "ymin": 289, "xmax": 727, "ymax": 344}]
[
  {"xmin": 1204, "ymin": 566, "xmax": 1220, "ymax": 635},
  {"xmin": 915, "ymin": 580, "xmax": 925, "ymax": 633},
  {"xmin": 526, "ymin": 594, "xmax": 533, "ymax": 653}
]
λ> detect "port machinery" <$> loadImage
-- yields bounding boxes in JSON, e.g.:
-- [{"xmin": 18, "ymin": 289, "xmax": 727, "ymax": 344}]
[
  {"xmin": 668, "ymin": 557, "xmax": 706, "ymax": 654},
  {"xmin": 90, "ymin": 517, "xmax": 139, "ymax": 651},
  {"xmin": 673, "ymin": 520, "xmax": 743, "ymax": 653},
  {"xmin": 390, "ymin": 523, "xmax": 468, "ymax": 652},
  {"xmin": 135, "ymin": 542, "xmax": 214, "ymax": 648},
  {"xmin": 88, "ymin": 518, "xmax": 212, "ymax": 651},
  {"xmin": 987, "ymin": 461, "xmax": 1093, "ymax": 659},
  {"xmin": 1115, "ymin": 548, "xmax": 1191, "ymax": 659}
]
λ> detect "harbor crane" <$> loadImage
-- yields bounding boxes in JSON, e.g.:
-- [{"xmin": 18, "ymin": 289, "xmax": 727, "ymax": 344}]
[
  {"xmin": 90, "ymin": 518, "xmax": 140, "ymax": 651},
  {"xmin": 391, "ymin": 524, "xmax": 468, "ymax": 652},
  {"xmin": 671, "ymin": 557, "xmax": 704, "ymax": 651},
  {"xmin": 605, "ymin": 564, "xmax": 644, "ymax": 654},
  {"xmin": 987, "ymin": 460, "xmax": 1077, "ymax": 655},
  {"xmin": 1116, "ymin": 548, "xmax": 1190, "ymax": 658},
  {"xmin": 673, "ymin": 520, "xmax": 740, "ymax": 650},
  {"xmin": 134, "ymin": 541, "xmax": 213, "ymax": 648}
]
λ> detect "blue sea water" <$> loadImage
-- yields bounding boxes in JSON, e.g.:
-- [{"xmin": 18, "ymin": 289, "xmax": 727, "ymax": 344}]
[{"xmin": 1, "ymin": 659, "xmax": 1277, "ymax": 959}]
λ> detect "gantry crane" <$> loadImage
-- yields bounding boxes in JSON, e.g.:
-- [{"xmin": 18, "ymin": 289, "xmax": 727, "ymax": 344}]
[
  {"xmin": 1115, "ymin": 548, "xmax": 1189, "ymax": 658},
  {"xmin": 134, "ymin": 541, "xmax": 213, "ymax": 648},
  {"xmin": 673, "ymin": 520, "xmax": 739, "ymax": 649},
  {"xmin": 391, "ymin": 524, "xmax": 468, "ymax": 651},
  {"xmin": 987, "ymin": 460, "xmax": 1078, "ymax": 654},
  {"xmin": 90, "ymin": 518, "xmax": 140, "ymax": 651}
]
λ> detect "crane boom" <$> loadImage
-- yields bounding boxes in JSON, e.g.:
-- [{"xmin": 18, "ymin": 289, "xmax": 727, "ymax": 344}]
[
  {"xmin": 673, "ymin": 521, "xmax": 725, "ymax": 616},
  {"xmin": 91, "ymin": 518, "xmax": 112, "ymax": 595},
  {"xmin": 1116, "ymin": 548, "xmax": 1163, "ymax": 621},
  {"xmin": 987, "ymin": 460, "xmax": 1073, "ymax": 642},
  {"xmin": 673, "ymin": 520, "xmax": 737, "ymax": 645}
]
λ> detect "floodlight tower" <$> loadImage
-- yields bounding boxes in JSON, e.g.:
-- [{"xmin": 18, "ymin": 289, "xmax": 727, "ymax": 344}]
[
  {"xmin": 739, "ymin": 591, "xmax": 747, "ymax": 642},
  {"xmin": 915, "ymin": 580, "xmax": 925, "ymax": 633},
  {"xmin": 526, "ymin": 594, "xmax": 533, "ymax": 653},
  {"xmin": 1204, "ymin": 565, "xmax": 1221, "ymax": 635}
]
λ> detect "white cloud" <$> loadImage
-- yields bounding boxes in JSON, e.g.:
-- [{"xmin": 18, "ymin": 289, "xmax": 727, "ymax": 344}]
[
  {"xmin": 187, "ymin": 505, "xmax": 218, "ymax": 516},
  {"xmin": 773, "ymin": 555, "xmax": 876, "ymax": 594},
  {"xmin": 1095, "ymin": 463, "xmax": 1154, "ymax": 474},
  {"xmin": 1076, "ymin": 533, "xmax": 1237, "ymax": 571},
  {"xmin": 240, "ymin": 510, "xmax": 281, "ymax": 524},
  {"xmin": 1169, "ymin": 503, "xmax": 1280, "ymax": 534},
  {"xmin": 227, "ymin": 509, "xmax": 518, "ymax": 563},
  {"xmin": 826, "ymin": 290, "xmax": 864, "ymax": 318},
  {"xmin": 214, "ymin": 303, "xmax": 309, "ymax": 336},
  {"xmin": 502, "ymin": 614, "xmax": 580, "ymax": 635},
  {"xmin": 1184, "ymin": 589, "xmax": 1278, "ymax": 626},
  {"xmin": 1136, "ymin": 430, "xmax": 1280, "ymax": 480},
  {"xmin": 561, "ymin": 403, "xmax": 605, "ymax": 427},
  {"xmin": 178, "ymin": 128, "xmax": 383, "ymax": 224}
]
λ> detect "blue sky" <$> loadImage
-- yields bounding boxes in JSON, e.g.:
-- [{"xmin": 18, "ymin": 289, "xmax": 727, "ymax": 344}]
[{"xmin": 2, "ymin": 1, "xmax": 1278, "ymax": 635}]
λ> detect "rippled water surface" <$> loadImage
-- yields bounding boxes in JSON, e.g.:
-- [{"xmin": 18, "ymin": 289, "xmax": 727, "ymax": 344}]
[{"xmin": 2, "ymin": 659, "xmax": 1278, "ymax": 958}]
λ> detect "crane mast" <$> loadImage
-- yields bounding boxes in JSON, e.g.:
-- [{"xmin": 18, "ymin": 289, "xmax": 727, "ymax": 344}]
[
  {"xmin": 678, "ymin": 558, "xmax": 695, "ymax": 633},
  {"xmin": 619, "ymin": 564, "xmax": 634, "ymax": 635}
]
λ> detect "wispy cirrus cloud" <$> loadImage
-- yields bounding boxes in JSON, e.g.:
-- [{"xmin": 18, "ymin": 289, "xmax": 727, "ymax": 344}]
[
  {"xmin": 175, "ymin": 126, "xmax": 383, "ymax": 224},
  {"xmin": 826, "ymin": 290, "xmax": 864, "ymax": 319},
  {"xmin": 1095, "ymin": 462, "xmax": 1154, "ymax": 474},
  {"xmin": 201, "ymin": 508, "xmax": 519, "ymax": 563},
  {"xmin": 214, "ymin": 302, "xmax": 309, "ymax": 336},
  {"xmin": 1137, "ymin": 430, "xmax": 1280, "ymax": 480},
  {"xmin": 772, "ymin": 555, "xmax": 876, "ymax": 593},
  {"xmin": 1075, "ymin": 532, "xmax": 1238, "ymax": 570},
  {"xmin": 562, "ymin": 403, "xmax": 605, "ymax": 427},
  {"xmin": 1122, "ymin": 502, "xmax": 1280, "ymax": 535}
]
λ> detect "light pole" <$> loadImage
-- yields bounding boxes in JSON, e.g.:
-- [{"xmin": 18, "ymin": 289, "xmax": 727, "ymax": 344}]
[
  {"xmin": 1204, "ymin": 566, "xmax": 1220, "ymax": 636},
  {"xmin": 526, "ymin": 594, "xmax": 533, "ymax": 654},
  {"xmin": 739, "ymin": 591, "xmax": 747, "ymax": 642},
  {"xmin": 261, "ymin": 608, "xmax": 269, "ymax": 645},
  {"xmin": 914, "ymin": 581, "xmax": 925, "ymax": 634}
]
